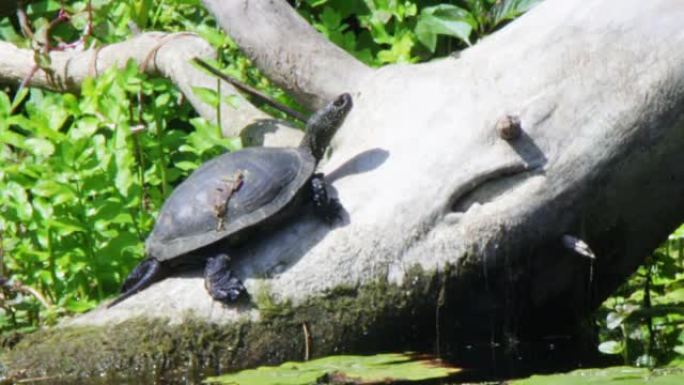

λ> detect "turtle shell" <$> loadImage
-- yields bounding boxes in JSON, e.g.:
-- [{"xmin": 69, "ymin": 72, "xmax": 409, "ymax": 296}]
[{"xmin": 146, "ymin": 146, "xmax": 316, "ymax": 261}]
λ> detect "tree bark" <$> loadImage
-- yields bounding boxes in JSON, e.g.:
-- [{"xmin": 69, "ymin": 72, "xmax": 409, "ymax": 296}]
[
  {"xmin": 0, "ymin": 33, "xmax": 295, "ymax": 139},
  {"xmin": 5, "ymin": 0, "xmax": 684, "ymax": 378},
  {"xmin": 201, "ymin": 0, "xmax": 373, "ymax": 110}
]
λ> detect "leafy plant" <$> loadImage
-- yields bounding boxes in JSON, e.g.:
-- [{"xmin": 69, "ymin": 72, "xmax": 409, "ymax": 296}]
[
  {"xmin": 414, "ymin": 4, "xmax": 473, "ymax": 53},
  {"xmin": 0, "ymin": 60, "xmax": 238, "ymax": 332},
  {"xmin": 597, "ymin": 227, "xmax": 684, "ymax": 366},
  {"xmin": 294, "ymin": 0, "xmax": 543, "ymax": 64},
  {"xmin": 0, "ymin": 0, "xmax": 291, "ymax": 335}
]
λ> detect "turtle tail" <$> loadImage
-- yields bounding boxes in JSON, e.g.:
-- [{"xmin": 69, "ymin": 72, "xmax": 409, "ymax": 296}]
[{"xmin": 107, "ymin": 258, "xmax": 166, "ymax": 308}]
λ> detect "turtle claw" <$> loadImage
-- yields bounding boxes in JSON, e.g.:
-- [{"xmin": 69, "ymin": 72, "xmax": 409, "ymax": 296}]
[
  {"xmin": 311, "ymin": 173, "xmax": 342, "ymax": 224},
  {"xmin": 225, "ymin": 280, "xmax": 246, "ymax": 302},
  {"xmin": 320, "ymin": 198, "xmax": 342, "ymax": 224},
  {"xmin": 205, "ymin": 254, "xmax": 246, "ymax": 303},
  {"xmin": 211, "ymin": 276, "xmax": 246, "ymax": 303}
]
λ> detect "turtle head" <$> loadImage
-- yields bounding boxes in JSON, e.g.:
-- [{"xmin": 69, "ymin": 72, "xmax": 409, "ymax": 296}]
[{"xmin": 300, "ymin": 93, "xmax": 353, "ymax": 162}]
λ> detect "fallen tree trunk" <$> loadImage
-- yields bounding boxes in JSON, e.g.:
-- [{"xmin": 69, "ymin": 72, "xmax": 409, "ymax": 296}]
[{"xmin": 5, "ymin": 0, "xmax": 684, "ymax": 379}]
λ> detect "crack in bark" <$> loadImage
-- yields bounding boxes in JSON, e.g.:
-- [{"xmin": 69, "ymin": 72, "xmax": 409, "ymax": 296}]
[{"xmin": 450, "ymin": 163, "xmax": 543, "ymax": 213}]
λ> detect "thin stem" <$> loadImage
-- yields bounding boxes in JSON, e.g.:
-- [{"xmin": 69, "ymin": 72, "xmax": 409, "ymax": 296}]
[
  {"xmin": 128, "ymin": 92, "xmax": 145, "ymax": 240},
  {"xmin": 150, "ymin": 0, "xmax": 166, "ymax": 29},
  {"xmin": 0, "ymin": 226, "xmax": 4, "ymax": 278},
  {"xmin": 193, "ymin": 58, "xmax": 309, "ymax": 123},
  {"xmin": 644, "ymin": 258, "xmax": 654, "ymax": 366},
  {"xmin": 46, "ymin": 226, "xmax": 58, "ymax": 303},
  {"xmin": 13, "ymin": 280, "xmax": 53, "ymax": 309},
  {"xmin": 620, "ymin": 322, "xmax": 630, "ymax": 365},
  {"xmin": 74, "ymin": 178, "xmax": 103, "ymax": 300},
  {"xmin": 153, "ymin": 105, "xmax": 168, "ymax": 197},
  {"xmin": 216, "ymin": 77, "xmax": 222, "ymax": 134}
]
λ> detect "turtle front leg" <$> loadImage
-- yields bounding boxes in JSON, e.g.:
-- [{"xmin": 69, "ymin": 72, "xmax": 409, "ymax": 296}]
[
  {"xmin": 204, "ymin": 254, "xmax": 246, "ymax": 303},
  {"xmin": 310, "ymin": 173, "xmax": 342, "ymax": 223}
]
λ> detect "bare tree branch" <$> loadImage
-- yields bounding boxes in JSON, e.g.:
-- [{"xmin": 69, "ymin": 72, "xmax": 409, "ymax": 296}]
[
  {"xmin": 0, "ymin": 32, "xmax": 298, "ymax": 139},
  {"xmin": 201, "ymin": 0, "xmax": 373, "ymax": 110}
]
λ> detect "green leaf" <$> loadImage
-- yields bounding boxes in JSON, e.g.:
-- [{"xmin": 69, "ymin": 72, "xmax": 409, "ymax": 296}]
[
  {"xmin": 377, "ymin": 32, "xmax": 416, "ymax": 64},
  {"xmin": 205, "ymin": 353, "xmax": 460, "ymax": 385},
  {"xmin": 512, "ymin": 366, "xmax": 684, "ymax": 385},
  {"xmin": 0, "ymin": 91, "xmax": 11, "ymax": 124},
  {"xmin": 4, "ymin": 182, "xmax": 33, "ymax": 220},
  {"xmin": 69, "ymin": 116, "xmax": 99, "ymax": 140},
  {"xmin": 32, "ymin": 180, "xmax": 76, "ymax": 203},
  {"xmin": 0, "ymin": 127, "xmax": 28, "ymax": 149},
  {"xmin": 113, "ymin": 124, "xmax": 134, "ymax": 197},
  {"xmin": 319, "ymin": 6, "xmax": 342, "ymax": 29},
  {"xmin": 415, "ymin": 4, "xmax": 473, "ymax": 53},
  {"xmin": 10, "ymin": 87, "xmax": 29, "ymax": 112},
  {"xmin": 223, "ymin": 94, "xmax": 241, "ymax": 109},
  {"xmin": 669, "ymin": 223, "xmax": 684, "ymax": 240},
  {"xmin": 195, "ymin": 25, "xmax": 233, "ymax": 48},
  {"xmin": 92, "ymin": 200, "xmax": 132, "ymax": 225},
  {"xmin": 98, "ymin": 232, "xmax": 140, "ymax": 261},
  {"xmin": 492, "ymin": 0, "xmax": 543, "ymax": 25},
  {"xmin": 154, "ymin": 92, "xmax": 171, "ymax": 108},
  {"xmin": 186, "ymin": 117, "xmax": 236, "ymax": 153},
  {"xmin": 174, "ymin": 160, "xmax": 199, "ymax": 171},
  {"xmin": 25, "ymin": 137, "xmax": 56, "ymax": 157},
  {"xmin": 598, "ymin": 340, "xmax": 624, "ymax": 355},
  {"xmin": 660, "ymin": 287, "xmax": 684, "ymax": 304},
  {"xmin": 192, "ymin": 86, "xmax": 220, "ymax": 108},
  {"xmin": 64, "ymin": 297, "xmax": 98, "ymax": 313},
  {"xmin": 606, "ymin": 310, "xmax": 627, "ymax": 329},
  {"xmin": 47, "ymin": 218, "xmax": 86, "ymax": 235}
]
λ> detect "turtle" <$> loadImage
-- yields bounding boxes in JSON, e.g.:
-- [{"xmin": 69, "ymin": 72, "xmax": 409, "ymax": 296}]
[{"xmin": 108, "ymin": 93, "xmax": 353, "ymax": 307}]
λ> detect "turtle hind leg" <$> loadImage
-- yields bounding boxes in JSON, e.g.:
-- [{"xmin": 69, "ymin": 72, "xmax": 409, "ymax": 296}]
[
  {"xmin": 310, "ymin": 173, "xmax": 342, "ymax": 223},
  {"xmin": 107, "ymin": 258, "xmax": 166, "ymax": 308},
  {"xmin": 204, "ymin": 254, "xmax": 246, "ymax": 304},
  {"xmin": 120, "ymin": 257, "xmax": 154, "ymax": 293}
]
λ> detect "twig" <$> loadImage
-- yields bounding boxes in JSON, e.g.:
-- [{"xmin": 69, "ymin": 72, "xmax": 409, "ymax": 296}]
[
  {"xmin": 17, "ymin": 0, "xmax": 33, "ymax": 39},
  {"xmin": 1, "ymin": 278, "xmax": 53, "ymax": 309},
  {"xmin": 21, "ymin": 282, "xmax": 52, "ymax": 309},
  {"xmin": 302, "ymin": 322, "xmax": 311, "ymax": 361},
  {"xmin": 0, "ymin": 227, "xmax": 4, "ymax": 278},
  {"xmin": 193, "ymin": 58, "xmax": 309, "ymax": 123}
]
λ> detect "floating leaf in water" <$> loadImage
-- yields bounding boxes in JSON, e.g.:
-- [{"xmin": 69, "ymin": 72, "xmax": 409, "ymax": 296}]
[
  {"xmin": 512, "ymin": 366, "xmax": 684, "ymax": 385},
  {"xmin": 204, "ymin": 353, "xmax": 460, "ymax": 385},
  {"xmin": 598, "ymin": 340, "xmax": 623, "ymax": 355}
]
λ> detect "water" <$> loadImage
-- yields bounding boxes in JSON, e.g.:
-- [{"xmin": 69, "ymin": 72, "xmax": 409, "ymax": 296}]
[{"xmin": 5, "ymin": 336, "xmax": 617, "ymax": 385}]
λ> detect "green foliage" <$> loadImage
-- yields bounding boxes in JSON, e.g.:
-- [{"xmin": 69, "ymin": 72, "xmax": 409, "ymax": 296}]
[
  {"xmin": 205, "ymin": 353, "xmax": 460, "ymax": 385},
  {"xmin": 415, "ymin": 4, "xmax": 473, "ymax": 53},
  {"xmin": 0, "ymin": 60, "xmax": 238, "ymax": 332},
  {"xmin": 0, "ymin": 0, "xmax": 285, "ymax": 335},
  {"xmin": 597, "ymin": 227, "xmax": 684, "ymax": 367},
  {"xmin": 294, "ymin": 0, "xmax": 543, "ymax": 65}
]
